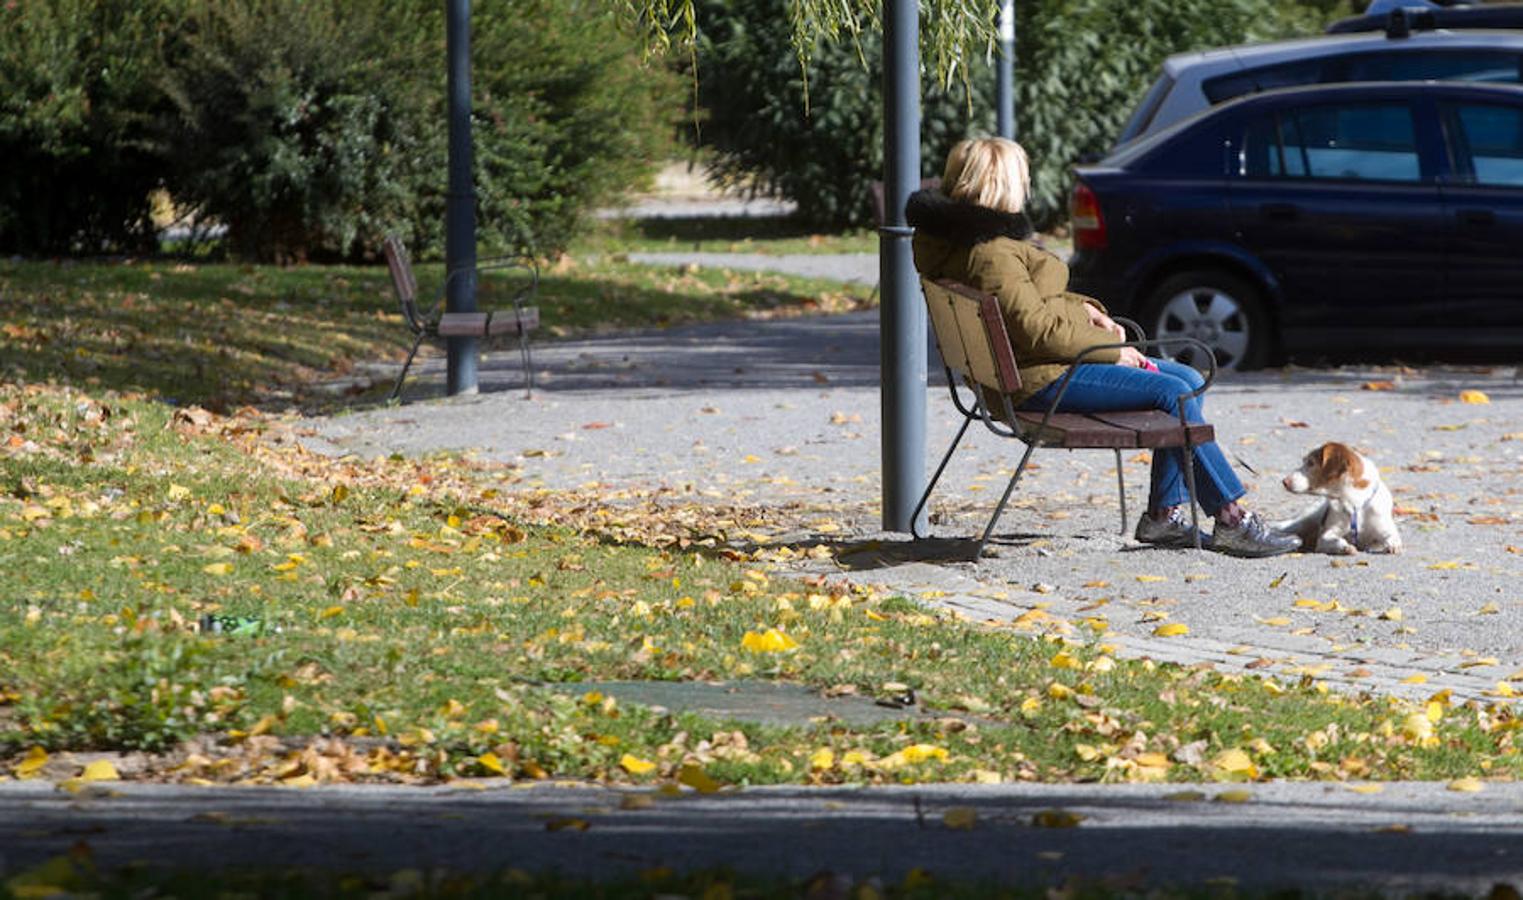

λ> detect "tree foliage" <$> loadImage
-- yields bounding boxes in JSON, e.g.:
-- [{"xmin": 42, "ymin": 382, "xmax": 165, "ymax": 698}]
[
  {"xmin": 0, "ymin": 0, "xmax": 677, "ymax": 261},
  {"xmin": 684, "ymin": 0, "xmax": 1355, "ymax": 228},
  {"xmin": 0, "ymin": 0, "xmax": 176, "ymax": 255},
  {"xmin": 155, "ymin": 0, "xmax": 678, "ymax": 262},
  {"xmin": 694, "ymin": 0, "xmax": 996, "ymax": 227}
]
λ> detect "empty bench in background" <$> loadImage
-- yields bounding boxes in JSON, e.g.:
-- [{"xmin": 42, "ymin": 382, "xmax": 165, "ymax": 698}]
[
  {"xmin": 912, "ymin": 278, "xmax": 1218, "ymax": 561},
  {"xmin": 382, "ymin": 235, "xmax": 540, "ymax": 402}
]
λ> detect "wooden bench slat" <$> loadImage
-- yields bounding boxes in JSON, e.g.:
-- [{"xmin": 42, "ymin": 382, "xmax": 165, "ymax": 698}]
[
  {"xmin": 1086, "ymin": 410, "xmax": 1214, "ymax": 448},
  {"xmin": 437, "ymin": 307, "xmax": 540, "ymax": 337},
  {"xmin": 1011, "ymin": 412, "xmax": 1140, "ymax": 449}
]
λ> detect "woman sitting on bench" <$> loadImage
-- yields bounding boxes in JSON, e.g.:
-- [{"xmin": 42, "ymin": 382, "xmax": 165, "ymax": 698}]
[{"xmin": 905, "ymin": 137, "xmax": 1297, "ymax": 559}]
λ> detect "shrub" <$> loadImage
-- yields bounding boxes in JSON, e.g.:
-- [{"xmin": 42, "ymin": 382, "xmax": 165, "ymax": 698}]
[
  {"xmin": 154, "ymin": 0, "xmax": 437, "ymax": 263},
  {"xmin": 466, "ymin": 0, "xmax": 682, "ymax": 257},
  {"xmin": 0, "ymin": 0, "xmax": 176, "ymax": 255},
  {"xmin": 154, "ymin": 0, "xmax": 678, "ymax": 263},
  {"xmin": 693, "ymin": 0, "xmax": 1348, "ymax": 228}
]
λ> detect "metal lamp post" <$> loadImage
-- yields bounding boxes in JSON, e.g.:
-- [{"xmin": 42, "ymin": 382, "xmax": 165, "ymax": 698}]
[
  {"xmin": 445, "ymin": 0, "xmax": 478, "ymax": 396},
  {"xmin": 879, "ymin": 0, "xmax": 926, "ymax": 533}
]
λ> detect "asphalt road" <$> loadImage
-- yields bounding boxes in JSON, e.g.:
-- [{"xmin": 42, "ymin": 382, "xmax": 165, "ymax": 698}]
[{"xmin": 5, "ymin": 780, "xmax": 1523, "ymax": 894}]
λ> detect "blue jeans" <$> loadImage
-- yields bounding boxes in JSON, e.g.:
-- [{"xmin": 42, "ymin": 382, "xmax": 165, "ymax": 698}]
[{"xmin": 1020, "ymin": 359, "xmax": 1244, "ymax": 515}]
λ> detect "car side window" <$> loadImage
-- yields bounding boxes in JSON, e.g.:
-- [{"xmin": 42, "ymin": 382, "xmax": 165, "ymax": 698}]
[
  {"xmin": 1240, "ymin": 102, "xmax": 1421, "ymax": 182},
  {"xmin": 1451, "ymin": 104, "xmax": 1523, "ymax": 187},
  {"xmin": 1340, "ymin": 50, "xmax": 1523, "ymax": 85},
  {"xmin": 1203, "ymin": 59, "xmax": 1327, "ymax": 105}
]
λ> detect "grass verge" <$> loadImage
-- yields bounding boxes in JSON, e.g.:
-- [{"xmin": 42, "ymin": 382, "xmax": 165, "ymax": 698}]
[
  {"xmin": 572, "ymin": 215, "xmax": 879, "ymax": 256},
  {"xmin": 2, "ymin": 382, "xmax": 1521, "ymax": 790},
  {"xmin": 0, "ymin": 257, "xmax": 870, "ymax": 413}
]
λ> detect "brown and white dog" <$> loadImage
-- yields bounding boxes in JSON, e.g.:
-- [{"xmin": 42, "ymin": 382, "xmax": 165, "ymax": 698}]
[{"xmin": 1276, "ymin": 442, "xmax": 1402, "ymax": 555}]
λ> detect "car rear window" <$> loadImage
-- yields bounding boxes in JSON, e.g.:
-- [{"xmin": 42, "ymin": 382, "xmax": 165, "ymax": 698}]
[
  {"xmin": 1115, "ymin": 73, "xmax": 1176, "ymax": 146},
  {"xmin": 1241, "ymin": 101, "xmax": 1422, "ymax": 182},
  {"xmin": 1203, "ymin": 58, "xmax": 1327, "ymax": 104},
  {"xmin": 1338, "ymin": 50, "xmax": 1523, "ymax": 84},
  {"xmin": 1203, "ymin": 50, "xmax": 1523, "ymax": 107}
]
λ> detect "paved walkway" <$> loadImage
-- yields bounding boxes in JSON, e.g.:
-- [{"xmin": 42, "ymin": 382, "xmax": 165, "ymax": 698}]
[{"xmin": 307, "ymin": 297, "xmax": 1523, "ymax": 708}]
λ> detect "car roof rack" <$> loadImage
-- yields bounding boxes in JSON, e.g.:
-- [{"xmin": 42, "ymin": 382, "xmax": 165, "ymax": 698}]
[{"xmin": 1327, "ymin": 3, "xmax": 1523, "ymax": 35}]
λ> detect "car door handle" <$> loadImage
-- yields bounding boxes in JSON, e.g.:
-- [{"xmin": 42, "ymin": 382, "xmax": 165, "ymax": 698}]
[
  {"xmin": 1260, "ymin": 202, "xmax": 1299, "ymax": 220},
  {"xmin": 1457, "ymin": 208, "xmax": 1496, "ymax": 227}
]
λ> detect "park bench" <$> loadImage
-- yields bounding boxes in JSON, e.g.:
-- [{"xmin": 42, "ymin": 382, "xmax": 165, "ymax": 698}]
[
  {"xmin": 382, "ymin": 235, "xmax": 540, "ymax": 401},
  {"xmin": 911, "ymin": 278, "xmax": 1218, "ymax": 560}
]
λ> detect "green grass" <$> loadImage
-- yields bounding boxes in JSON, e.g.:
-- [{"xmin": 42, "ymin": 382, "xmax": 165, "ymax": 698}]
[
  {"xmin": 3, "ymin": 384, "xmax": 1521, "ymax": 789},
  {"xmin": 0, "ymin": 256, "xmax": 870, "ymax": 412},
  {"xmin": 572, "ymin": 215, "xmax": 879, "ymax": 256}
]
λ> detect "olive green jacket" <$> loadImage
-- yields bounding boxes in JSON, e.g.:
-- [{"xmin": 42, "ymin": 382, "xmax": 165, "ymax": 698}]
[{"xmin": 906, "ymin": 191, "xmax": 1120, "ymax": 406}]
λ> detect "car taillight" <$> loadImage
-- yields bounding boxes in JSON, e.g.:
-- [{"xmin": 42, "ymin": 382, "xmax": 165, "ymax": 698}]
[{"xmin": 1070, "ymin": 181, "xmax": 1107, "ymax": 251}]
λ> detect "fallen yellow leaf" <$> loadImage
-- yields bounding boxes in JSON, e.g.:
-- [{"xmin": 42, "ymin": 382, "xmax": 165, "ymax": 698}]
[
  {"xmin": 202, "ymin": 562, "xmax": 233, "ymax": 576},
  {"xmin": 1459, "ymin": 389, "xmax": 1490, "ymax": 405},
  {"xmin": 1345, "ymin": 783, "xmax": 1385, "ymax": 794},
  {"xmin": 1448, "ymin": 777, "xmax": 1484, "ymax": 793},
  {"xmin": 678, "ymin": 764, "xmax": 723, "ymax": 794},
  {"xmin": 79, "ymin": 760, "xmax": 119, "ymax": 782},
  {"xmin": 15, "ymin": 746, "xmax": 48, "ymax": 779},
  {"xmin": 1209, "ymin": 749, "xmax": 1259, "ymax": 780},
  {"xmin": 942, "ymin": 807, "xmax": 978, "ymax": 830},
  {"xmin": 1153, "ymin": 623, "xmax": 1189, "ymax": 637},
  {"xmin": 619, "ymin": 754, "xmax": 657, "ymax": 776},
  {"xmin": 740, "ymin": 628, "xmax": 798, "ymax": 653}
]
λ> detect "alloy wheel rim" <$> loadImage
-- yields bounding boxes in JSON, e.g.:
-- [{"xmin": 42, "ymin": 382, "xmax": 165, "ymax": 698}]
[{"xmin": 1154, "ymin": 287, "xmax": 1251, "ymax": 370}]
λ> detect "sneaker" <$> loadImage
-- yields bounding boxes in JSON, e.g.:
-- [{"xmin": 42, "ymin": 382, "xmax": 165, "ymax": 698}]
[
  {"xmin": 1134, "ymin": 507, "xmax": 1209, "ymax": 548},
  {"xmin": 1210, "ymin": 511, "xmax": 1301, "ymax": 558}
]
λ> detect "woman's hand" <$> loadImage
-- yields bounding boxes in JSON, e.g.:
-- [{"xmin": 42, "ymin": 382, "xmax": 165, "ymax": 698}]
[
  {"xmin": 1085, "ymin": 304, "xmax": 1125, "ymax": 341},
  {"xmin": 1116, "ymin": 347, "xmax": 1150, "ymax": 368}
]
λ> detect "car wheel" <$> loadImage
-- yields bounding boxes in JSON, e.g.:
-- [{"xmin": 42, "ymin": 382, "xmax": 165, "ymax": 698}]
[{"xmin": 1141, "ymin": 271, "xmax": 1270, "ymax": 372}]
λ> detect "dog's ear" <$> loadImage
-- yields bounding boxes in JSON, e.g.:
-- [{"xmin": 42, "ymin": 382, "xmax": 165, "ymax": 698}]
[
  {"xmin": 1318, "ymin": 443, "xmax": 1347, "ymax": 479},
  {"xmin": 1323, "ymin": 442, "xmax": 1370, "ymax": 488}
]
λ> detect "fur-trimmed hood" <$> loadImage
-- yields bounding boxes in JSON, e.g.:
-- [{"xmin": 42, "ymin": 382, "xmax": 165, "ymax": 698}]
[{"xmin": 904, "ymin": 189, "xmax": 1033, "ymax": 245}]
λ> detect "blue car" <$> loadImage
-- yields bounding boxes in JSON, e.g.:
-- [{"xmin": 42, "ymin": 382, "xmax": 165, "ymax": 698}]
[{"xmin": 1068, "ymin": 81, "xmax": 1523, "ymax": 369}]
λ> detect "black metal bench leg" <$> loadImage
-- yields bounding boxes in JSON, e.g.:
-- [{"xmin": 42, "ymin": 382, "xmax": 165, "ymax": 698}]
[
  {"xmin": 973, "ymin": 441, "xmax": 1039, "ymax": 561},
  {"xmin": 515, "ymin": 326, "xmax": 534, "ymax": 400},
  {"xmin": 910, "ymin": 417, "xmax": 972, "ymax": 540},
  {"xmin": 390, "ymin": 332, "xmax": 428, "ymax": 403},
  {"xmin": 1182, "ymin": 442, "xmax": 1203, "ymax": 550},
  {"xmin": 1114, "ymin": 448, "xmax": 1127, "ymax": 534}
]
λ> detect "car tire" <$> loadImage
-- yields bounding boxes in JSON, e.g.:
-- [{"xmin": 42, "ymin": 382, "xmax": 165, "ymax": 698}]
[{"xmin": 1140, "ymin": 270, "xmax": 1270, "ymax": 372}]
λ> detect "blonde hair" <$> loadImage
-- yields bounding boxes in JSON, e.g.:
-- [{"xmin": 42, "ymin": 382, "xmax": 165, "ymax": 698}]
[{"xmin": 943, "ymin": 138, "xmax": 1030, "ymax": 214}]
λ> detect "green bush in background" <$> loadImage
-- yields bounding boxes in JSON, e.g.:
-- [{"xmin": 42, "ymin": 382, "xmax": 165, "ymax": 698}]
[
  {"xmin": 0, "ymin": 0, "xmax": 176, "ymax": 255},
  {"xmin": 466, "ymin": 0, "xmax": 681, "ymax": 258},
  {"xmin": 156, "ymin": 0, "xmax": 436, "ymax": 263},
  {"xmin": 694, "ymin": 0, "xmax": 1349, "ymax": 229},
  {"xmin": 0, "ymin": 0, "xmax": 677, "ymax": 261}
]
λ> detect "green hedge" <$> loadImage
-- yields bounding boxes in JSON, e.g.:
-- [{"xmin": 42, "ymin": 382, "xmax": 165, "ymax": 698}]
[
  {"xmin": 0, "ymin": 0, "xmax": 176, "ymax": 255},
  {"xmin": 0, "ymin": 0, "xmax": 679, "ymax": 261}
]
